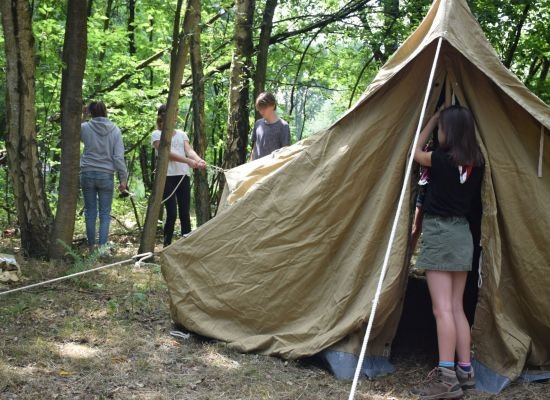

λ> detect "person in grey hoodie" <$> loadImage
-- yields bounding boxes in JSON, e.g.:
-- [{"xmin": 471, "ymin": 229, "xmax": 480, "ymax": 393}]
[{"xmin": 80, "ymin": 101, "xmax": 128, "ymax": 251}]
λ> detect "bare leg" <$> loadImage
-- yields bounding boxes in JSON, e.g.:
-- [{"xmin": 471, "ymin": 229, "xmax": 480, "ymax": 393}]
[
  {"xmin": 426, "ymin": 270, "xmax": 456, "ymax": 362},
  {"xmin": 451, "ymin": 271, "xmax": 471, "ymax": 363}
]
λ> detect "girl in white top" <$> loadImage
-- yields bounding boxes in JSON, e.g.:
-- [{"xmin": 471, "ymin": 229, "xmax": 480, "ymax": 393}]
[{"xmin": 152, "ymin": 104, "xmax": 206, "ymax": 246}]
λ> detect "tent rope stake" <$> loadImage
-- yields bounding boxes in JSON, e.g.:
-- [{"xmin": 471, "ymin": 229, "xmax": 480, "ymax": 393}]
[{"xmin": 347, "ymin": 36, "xmax": 443, "ymax": 400}]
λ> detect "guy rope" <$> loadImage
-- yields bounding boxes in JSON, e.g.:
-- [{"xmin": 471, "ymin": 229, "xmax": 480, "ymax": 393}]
[
  {"xmin": 347, "ymin": 36, "xmax": 443, "ymax": 400},
  {"xmin": 0, "ymin": 252, "xmax": 154, "ymax": 297}
]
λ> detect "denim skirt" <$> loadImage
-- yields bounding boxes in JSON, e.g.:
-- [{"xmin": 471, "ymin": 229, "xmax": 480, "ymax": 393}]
[{"xmin": 416, "ymin": 214, "xmax": 473, "ymax": 271}]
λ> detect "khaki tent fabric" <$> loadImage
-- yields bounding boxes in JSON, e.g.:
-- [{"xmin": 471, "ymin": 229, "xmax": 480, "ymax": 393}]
[{"xmin": 161, "ymin": 0, "xmax": 550, "ymax": 381}]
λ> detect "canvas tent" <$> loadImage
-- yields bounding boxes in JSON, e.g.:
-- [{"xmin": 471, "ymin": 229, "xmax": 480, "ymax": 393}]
[{"xmin": 161, "ymin": 0, "xmax": 550, "ymax": 393}]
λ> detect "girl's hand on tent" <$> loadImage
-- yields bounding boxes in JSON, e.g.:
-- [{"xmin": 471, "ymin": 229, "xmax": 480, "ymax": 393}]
[{"xmin": 433, "ymin": 104, "xmax": 447, "ymax": 120}]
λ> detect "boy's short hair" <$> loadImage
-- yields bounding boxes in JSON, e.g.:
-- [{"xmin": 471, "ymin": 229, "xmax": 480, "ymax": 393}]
[{"xmin": 255, "ymin": 92, "xmax": 277, "ymax": 111}]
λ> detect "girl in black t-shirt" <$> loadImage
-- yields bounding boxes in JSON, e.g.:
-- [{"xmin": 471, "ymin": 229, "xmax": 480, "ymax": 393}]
[{"xmin": 411, "ymin": 106, "xmax": 484, "ymax": 399}]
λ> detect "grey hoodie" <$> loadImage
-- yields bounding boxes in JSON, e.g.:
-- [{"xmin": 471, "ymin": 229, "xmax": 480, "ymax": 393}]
[{"xmin": 80, "ymin": 117, "xmax": 128, "ymax": 183}]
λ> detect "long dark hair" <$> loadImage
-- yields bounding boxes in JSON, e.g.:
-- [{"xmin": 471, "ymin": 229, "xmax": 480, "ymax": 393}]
[{"xmin": 439, "ymin": 106, "xmax": 484, "ymax": 166}]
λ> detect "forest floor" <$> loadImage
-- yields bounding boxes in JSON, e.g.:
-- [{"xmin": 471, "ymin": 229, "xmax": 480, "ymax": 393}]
[{"xmin": 1, "ymin": 236, "xmax": 549, "ymax": 400}]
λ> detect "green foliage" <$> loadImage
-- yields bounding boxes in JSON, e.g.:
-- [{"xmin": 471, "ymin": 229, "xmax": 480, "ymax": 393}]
[
  {"xmin": 470, "ymin": 0, "xmax": 550, "ymax": 102},
  {"xmin": 0, "ymin": 0, "xmax": 548, "ymax": 232}
]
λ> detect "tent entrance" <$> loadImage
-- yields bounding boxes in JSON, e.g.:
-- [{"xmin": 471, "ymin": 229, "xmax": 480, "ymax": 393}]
[
  {"xmin": 391, "ymin": 173, "xmax": 483, "ymax": 360},
  {"xmin": 392, "ymin": 73, "xmax": 483, "ymax": 358},
  {"xmin": 391, "ymin": 263, "xmax": 481, "ymax": 360}
]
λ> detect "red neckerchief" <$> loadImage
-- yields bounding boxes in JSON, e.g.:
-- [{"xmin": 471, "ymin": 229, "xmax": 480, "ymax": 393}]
[{"xmin": 458, "ymin": 164, "xmax": 473, "ymax": 184}]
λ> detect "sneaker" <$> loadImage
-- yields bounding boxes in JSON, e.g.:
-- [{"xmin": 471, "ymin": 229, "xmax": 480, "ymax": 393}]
[
  {"xmin": 411, "ymin": 367, "xmax": 464, "ymax": 399},
  {"xmin": 456, "ymin": 365, "xmax": 476, "ymax": 391}
]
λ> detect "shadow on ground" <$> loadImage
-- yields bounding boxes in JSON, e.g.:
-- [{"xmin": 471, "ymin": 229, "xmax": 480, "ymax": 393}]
[{"xmin": 1, "ymin": 240, "xmax": 548, "ymax": 399}]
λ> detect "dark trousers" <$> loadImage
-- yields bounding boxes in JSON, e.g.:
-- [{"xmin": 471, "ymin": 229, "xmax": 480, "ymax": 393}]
[{"xmin": 163, "ymin": 175, "xmax": 191, "ymax": 246}]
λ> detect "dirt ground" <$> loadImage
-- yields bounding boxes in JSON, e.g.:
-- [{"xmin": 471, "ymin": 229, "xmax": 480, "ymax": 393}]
[{"xmin": 1, "ymin": 238, "xmax": 548, "ymax": 400}]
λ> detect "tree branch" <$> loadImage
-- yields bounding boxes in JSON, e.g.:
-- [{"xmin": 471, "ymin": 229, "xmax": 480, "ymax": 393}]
[
  {"xmin": 348, "ymin": 14, "xmax": 399, "ymax": 108},
  {"xmin": 269, "ymin": 0, "xmax": 371, "ymax": 44},
  {"xmin": 106, "ymin": 0, "xmax": 374, "ymax": 102},
  {"xmin": 289, "ymin": 26, "xmax": 324, "ymax": 115},
  {"xmin": 90, "ymin": 48, "xmax": 167, "ymax": 97},
  {"xmin": 90, "ymin": 4, "xmax": 233, "ymax": 97},
  {"xmin": 266, "ymin": 79, "xmax": 346, "ymax": 92}
]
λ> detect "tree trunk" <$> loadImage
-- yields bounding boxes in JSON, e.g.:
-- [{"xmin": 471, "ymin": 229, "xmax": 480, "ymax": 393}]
[
  {"xmin": 222, "ymin": 0, "xmax": 256, "ymax": 172},
  {"xmin": 139, "ymin": 0, "xmax": 194, "ymax": 253},
  {"xmin": 526, "ymin": 57, "xmax": 541, "ymax": 84},
  {"xmin": 127, "ymin": 0, "xmax": 136, "ymax": 55},
  {"xmin": 140, "ymin": 145, "xmax": 152, "ymax": 191},
  {"xmin": 149, "ymin": 14, "xmax": 154, "ymax": 88},
  {"xmin": 503, "ymin": 2, "xmax": 531, "ymax": 68},
  {"xmin": 537, "ymin": 57, "xmax": 549, "ymax": 92},
  {"xmin": 253, "ymin": 0, "xmax": 277, "ymax": 120},
  {"xmin": 1, "ymin": 0, "xmax": 52, "ymax": 258},
  {"xmin": 102, "ymin": 0, "xmax": 114, "ymax": 36},
  {"xmin": 170, "ymin": 0, "xmax": 185, "ymax": 80},
  {"xmin": 99, "ymin": 0, "xmax": 113, "ymax": 62},
  {"xmin": 95, "ymin": 0, "xmax": 113, "ymax": 91},
  {"xmin": 87, "ymin": 0, "xmax": 94, "ymax": 17},
  {"xmin": 382, "ymin": 0, "xmax": 399, "ymax": 56},
  {"xmin": 289, "ymin": 27, "xmax": 323, "ymax": 116},
  {"xmin": 49, "ymin": 0, "xmax": 88, "ymax": 259},
  {"xmin": 190, "ymin": 0, "xmax": 211, "ymax": 226}
]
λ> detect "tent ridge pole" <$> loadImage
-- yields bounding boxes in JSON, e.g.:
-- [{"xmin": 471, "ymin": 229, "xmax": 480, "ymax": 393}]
[{"xmin": 347, "ymin": 36, "xmax": 444, "ymax": 400}]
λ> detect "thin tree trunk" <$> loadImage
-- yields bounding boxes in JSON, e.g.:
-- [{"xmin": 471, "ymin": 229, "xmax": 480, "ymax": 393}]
[
  {"xmin": 7, "ymin": 177, "xmax": 12, "ymax": 226},
  {"xmin": 171, "ymin": 0, "xmax": 185, "ymax": 80},
  {"xmin": 99, "ymin": 0, "xmax": 114, "ymax": 54},
  {"xmin": 140, "ymin": 145, "xmax": 152, "ymax": 191},
  {"xmin": 537, "ymin": 57, "xmax": 549, "ymax": 92},
  {"xmin": 102, "ymin": 0, "xmax": 114, "ymax": 36},
  {"xmin": 87, "ymin": 0, "xmax": 94, "ymax": 17},
  {"xmin": 95, "ymin": 0, "xmax": 113, "ymax": 91},
  {"xmin": 49, "ymin": 0, "xmax": 88, "ymax": 259},
  {"xmin": 349, "ymin": 15, "xmax": 398, "ymax": 108},
  {"xmin": 254, "ymin": 0, "xmax": 278, "ymax": 120},
  {"xmin": 382, "ymin": 0, "xmax": 399, "ymax": 55},
  {"xmin": 1, "ymin": 0, "xmax": 52, "ymax": 258},
  {"xmin": 190, "ymin": 0, "xmax": 211, "ymax": 226},
  {"xmin": 503, "ymin": 2, "xmax": 531, "ymax": 68},
  {"xmin": 526, "ymin": 56, "xmax": 541, "ymax": 84},
  {"xmin": 149, "ymin": 14, "xmax": 154, "ymax": 88},
  {"xmin": 139, "ymin": 0, "xmax": 194, "ymax": 253},
  {"xmin": 297, "ymin": 87, "xmax": 308, "ymax": 141},
  {"xmin": 289, "ymin": 27, "xmax": 323, "ymax": 116},
  {"xmin": 127, "ymin": 0, "xmax": 136, "ymax": 55},
  {"xmin": 222, "ymin": 0, "xmax": 256, "ymax": 172}
]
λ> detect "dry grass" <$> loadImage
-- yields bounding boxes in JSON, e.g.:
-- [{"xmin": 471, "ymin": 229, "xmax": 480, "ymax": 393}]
[{"xmin": 0, "ymin": 238, "xmax": 548, "ymax": 400}]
